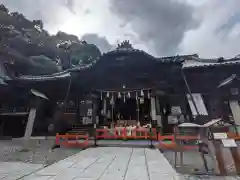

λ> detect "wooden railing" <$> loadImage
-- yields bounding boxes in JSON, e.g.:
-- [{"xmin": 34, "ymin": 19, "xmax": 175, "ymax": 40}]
[{"xmin": 0, "ymin": 107, "xmax": 29, "ymax": 114}]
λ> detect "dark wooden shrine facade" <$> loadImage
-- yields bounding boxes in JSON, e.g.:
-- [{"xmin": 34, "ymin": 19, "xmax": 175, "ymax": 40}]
[
  {"xmin": 2, "ymin": 42, "xmax": 240, "ymax": 136},
  {"xmin": 183, "ymin": 60, "xmax": 240, "ymax": 120}
]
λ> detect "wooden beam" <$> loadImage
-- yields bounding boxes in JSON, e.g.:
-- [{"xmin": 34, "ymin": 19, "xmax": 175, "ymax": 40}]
[{"xmin": 210, "ymin": 141, "xmax": 227, "ymax": 175}]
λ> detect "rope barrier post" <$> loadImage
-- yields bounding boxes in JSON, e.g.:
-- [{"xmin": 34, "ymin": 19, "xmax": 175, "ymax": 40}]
[
  {"xmin": 94, "ymin": 124, "xmax": 98, "ymax": 147},
  {"xmin": 149, "ymin": 121, "xmax": 154, "ymax": 149},
  {"xmin": 198, "ymin": 140, "xmax": 209, "ymax": 172}
]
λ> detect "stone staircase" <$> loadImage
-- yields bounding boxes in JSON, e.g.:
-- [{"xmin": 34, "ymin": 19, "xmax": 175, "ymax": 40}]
[{"xmin": 67, "ymin": 124, "xmax": 93, "ymax": 136}]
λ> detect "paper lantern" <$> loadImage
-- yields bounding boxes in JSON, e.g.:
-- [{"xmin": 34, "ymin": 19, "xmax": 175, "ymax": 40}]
[{"xmin": 148, "ymin": 91, "xmax": 150, "ymax": 99}]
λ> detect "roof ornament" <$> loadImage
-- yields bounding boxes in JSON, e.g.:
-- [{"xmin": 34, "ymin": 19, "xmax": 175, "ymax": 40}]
[
  {"xmin": 234, "ymin": 54, "xmax": 240, "ymax": 58},
  {"xmin": 218, "ymin": 74, "xmax": 240, "ymax": 88},
  {"xmin": 116, "ymin": 40, "xmax": 133, "ymax": 50},
  {"xmin": 31, "ymin": 89, "xmax": 49, "ymax": 100}
]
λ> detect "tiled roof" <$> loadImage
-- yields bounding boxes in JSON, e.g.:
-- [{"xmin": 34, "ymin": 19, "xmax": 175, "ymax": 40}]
[
  {"xmin": 102, "ymin": 47, "xmax": 156, "ymax": 60},
  {"xmin": 182, "ymin": 58, "xmax": 240, "ymax": 69},
  {"xmin": 157, "ymin": 54, "xmax": 198, "ymax": 63},
  {"xmin": 19, "ymin": 71, "xmax": 71, "ymax": 81}
]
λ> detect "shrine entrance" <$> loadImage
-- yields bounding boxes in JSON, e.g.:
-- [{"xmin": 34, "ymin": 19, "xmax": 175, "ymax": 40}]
[{"xmin": 114, "ymin": 97, "xmax": 151, "ymax": 126}]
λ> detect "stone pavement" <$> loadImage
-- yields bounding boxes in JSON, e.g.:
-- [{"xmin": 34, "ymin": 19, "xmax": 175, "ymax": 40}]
[
  {"xmin": 1, "ymin": 147, "xmax": 240, "ymax": 180},
  {"xmin": 23, "ymin": 147, "xmax": 179, "ymax": 180},
  {"xmin": 0, "ymin": 162, "xmax": 44, "ymax": 180}
]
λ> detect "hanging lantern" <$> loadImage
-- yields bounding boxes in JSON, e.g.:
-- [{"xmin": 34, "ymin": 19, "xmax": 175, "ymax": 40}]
[
  {"xmin": 110, "ymin": 93, "xmax": 114, "ymax": 105},
  {"xmin": 148, "ymin": 90, "xmax": 150, "ymax": 99},
  {"xmin": 127, "ymin": 92, "xmax": 131, "ymax": 98},
  {"xmin": 106, "ymin": 92, "xmax": 109, "ymax": 98},
  {"xmin": 141, "ymin": 90, "xmax": 144, "ymax": 96},
  {"xmin": 140, "ymin": 97, "xmax": 144, "ymax": 104},
  {"xmin": 118, "ymin": 92, "xmax": 121, "ymax": 98}
]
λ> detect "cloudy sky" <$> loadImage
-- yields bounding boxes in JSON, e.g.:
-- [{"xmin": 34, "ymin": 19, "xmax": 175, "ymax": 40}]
[{"xmin": 1, "ymin": 0, "xmax": 240, "ymax": 58}]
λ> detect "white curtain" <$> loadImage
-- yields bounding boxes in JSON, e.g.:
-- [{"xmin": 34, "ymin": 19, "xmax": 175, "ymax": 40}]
[
  {"xmin": 187, "ymin": 93, "xmax": 208, "ymax": 116},
  {"xmin": 151, "ymin": 97, "xmax": 157, "ymax": 121}
]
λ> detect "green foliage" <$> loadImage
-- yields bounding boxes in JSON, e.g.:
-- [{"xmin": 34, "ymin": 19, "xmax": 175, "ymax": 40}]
[
  {"xmin": 0, "ymin": 5, "xmax": 102, "ymax": 76},
  {"xmin": 70, "ymin": 43, "xmax": 101, "ymax": 65},
  {"xmin": 29, "ymin": 55, "xmax": 58, "ymax": 75}
]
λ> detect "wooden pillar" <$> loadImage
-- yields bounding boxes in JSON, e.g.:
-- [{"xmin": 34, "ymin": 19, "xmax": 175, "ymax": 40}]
[
  {"xmin": 208, "ymin": 141, "xmax": 227, "ymax": 175},
  {"xmin": 229, "ymin": 100, "xmax": 240, "ymax": 172},
  {"xmin": 103, "ymin": 98, "xmax": 107, "ymax": 124},
  {"xmin": 75, "ymin": 98, "xmax": 80, "ymax": 123},
  {"xmin": 92, "ymin": 99, "xmax": 97, "ymax": 126},
  {"xmin": 92, "ymin": 97, "xmax": 98, "ymax": 146}
]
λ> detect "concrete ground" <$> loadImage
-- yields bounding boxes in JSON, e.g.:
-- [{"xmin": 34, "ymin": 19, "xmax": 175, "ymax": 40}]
[
  {"xmin": 1, "ymin": 139, "xmax": 240, "ymax": 179},
  {"xmin": 0, "ymin": 139, "xmax": 81, "ymax": 165},
  {"xmin": 0, "ymin": 162, "xmax": 44, "ymax": 180},
  {"xmin": 21, "ymin": 147, "xmax": 179, "ymax": 180},
  {"xmin": 10, "ymin": 147, "xmax": 240, "ymax": 180},
  {"xmin": 0, "ymin": 139, "xmax": 81, "ymax": 179}
]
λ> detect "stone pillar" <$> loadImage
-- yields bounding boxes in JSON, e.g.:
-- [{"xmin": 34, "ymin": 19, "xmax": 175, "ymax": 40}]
[
  {"xmin": 229, "ymin": 100, "xmax": 240, "ymax": 126},
  {"xmin": 24, "ymin": 108, "xmax": 37, "ymax": 138},
  {"xmin": 23, "ymin": 98, "xmax": 41, "ymax": 149},
  {"xmin": 155, "ymin": 97, "xmax": 162, "ymax": 127},
  {"xmin": 151, "ymin": 97, "xmax": 157, "ymax": 123}
]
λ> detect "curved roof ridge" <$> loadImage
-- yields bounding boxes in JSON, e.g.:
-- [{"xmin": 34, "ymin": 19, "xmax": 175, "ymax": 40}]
[{"xmin": 183, "ymin": 56, "xmax": 240, "ymax": 69}]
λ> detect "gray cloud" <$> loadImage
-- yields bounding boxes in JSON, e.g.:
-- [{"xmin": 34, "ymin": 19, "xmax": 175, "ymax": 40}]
[
  {"xmin": 180, "ymin": 0, "xmax": 240, "ymax": 58},
  {"xmin": 2, "ymin": 0, "xmax": 240, "ymax": 58},
  {"xmin": 81, "ymin": 34, "xmax": 115, "ymax": 53},
  {"xmin": 0, "ymin": 0, "xmax": 114, "ymax": 53},
  {"xmin": 110, "ymin": 0, "xmax": 199, "ymax": 56},
  {"xmin": 0, "ymin": 0, "xmax": 74, "ymax": 31},
  {"xmin": 66, "ymin": 0, "xmax": 74, "ymax": 13}
]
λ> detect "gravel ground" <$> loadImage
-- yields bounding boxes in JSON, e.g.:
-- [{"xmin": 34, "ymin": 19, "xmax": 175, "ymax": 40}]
[
  {"xmin": 163, "ymin": 151, "xmax": 215, "ymax": 174},
  {"xmin": 163, "ymin": 148, "xmax": 238, "ymax": 175},
  {"xmin": 0, "ymin": 139, "xmax": 82, "ymax": 165}
]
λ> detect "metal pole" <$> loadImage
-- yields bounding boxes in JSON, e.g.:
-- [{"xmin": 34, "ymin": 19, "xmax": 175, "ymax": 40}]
[
  {"xmin": 149, "ymin": 117, "xmax": 154, "ymax": 148},
  {"xmin": 93, "ymin": 101, "xmax": 98, "ymax": 147},
  {"xmin": 181, "ymin": 69, "xmax": 200, "ymax": 116},
  {"xmin": 111, "ymin": 104, "xmax": 114, "ymax": 128},
  {"xmin": 181, "ymin": 68, "xmax": 210, "ymax": 172},
  {"xmin": 137, "ymin": 99, "xmax": 140, "ymax": 123}
]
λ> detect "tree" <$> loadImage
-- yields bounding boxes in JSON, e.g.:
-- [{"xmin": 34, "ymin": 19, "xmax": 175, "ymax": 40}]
[
  {"xmin": 29, "ymin": 55, "xmax": 59, "ymax": 75},
  {"xmin": 32, "ymin": 20, "xmax": 43, "ymax": 29},
  {"xmin": 0, "ymin": 4, "xmax": 9, "ymax": 13},
  {"xmin": 69, "ymin": 42, "xmax": 101, "ymax": 66}
]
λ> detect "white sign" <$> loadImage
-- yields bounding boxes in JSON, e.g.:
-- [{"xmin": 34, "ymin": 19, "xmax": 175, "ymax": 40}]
[
  {"xmin": 213, "ymin": 133, "xmax": 228, "ymax": 139},
  {"xmin": 222, "ymin": 139, "xmax": 237, "ymax": 148}
]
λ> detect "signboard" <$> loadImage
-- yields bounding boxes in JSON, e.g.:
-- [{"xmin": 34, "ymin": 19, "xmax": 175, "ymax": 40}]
[
  {"xmin": 222, "ymin": 139, "xmax": 237, "ymax": 148},
  {"xmin": 213, "ymin": 132, "xmax": 228, "ymax": 139}
]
